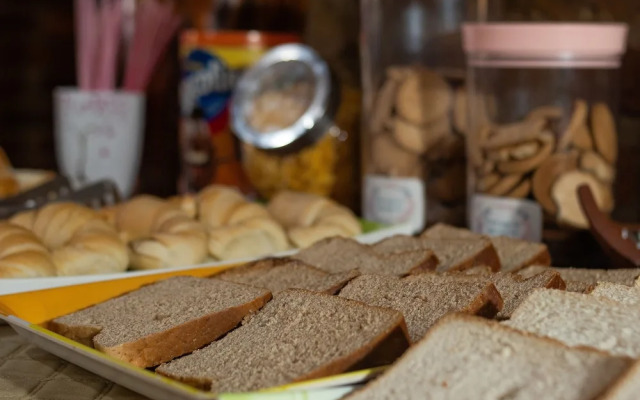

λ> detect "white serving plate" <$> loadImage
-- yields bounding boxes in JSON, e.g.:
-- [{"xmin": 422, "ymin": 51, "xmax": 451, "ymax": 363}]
[{"xmin": 0, "ymin": 223, "xmax": 413, "ymax": 295}]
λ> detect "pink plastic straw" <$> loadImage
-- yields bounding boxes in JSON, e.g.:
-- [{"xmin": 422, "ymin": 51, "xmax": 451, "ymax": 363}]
[
  {"xmin": 75, "ymin": 0, "xmax": 100, "ymax": 90},
  {"xmin": 96, "ymin": 0, "xmax": 122, "ymax": 90},
  {"xmin": 123, "ymin": 0, "xmax": 181, "ymax": 92},
  {"xmin": 75, "ymin": 0, "xmax": 181, "ymax": 92}
]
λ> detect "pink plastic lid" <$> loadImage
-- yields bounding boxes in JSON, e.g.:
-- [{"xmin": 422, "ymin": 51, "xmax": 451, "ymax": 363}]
[{"xmin": 463, "ymin": 23, "xmax": 628, "ymax": 68}]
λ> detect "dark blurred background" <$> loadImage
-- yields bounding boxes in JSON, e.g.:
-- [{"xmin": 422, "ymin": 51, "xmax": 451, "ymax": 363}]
[{"xmin": 0, "ymin": 0, "xmax": 637, "ymax": 222}]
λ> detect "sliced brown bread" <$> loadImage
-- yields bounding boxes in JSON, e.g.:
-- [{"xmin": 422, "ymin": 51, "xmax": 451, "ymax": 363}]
[
  {"xmin": 373, "ymin": 235, "xmax": 500, "ymax": 273},
  {"xmin": 589, "ymin": 282, "xmax": 640, "ymax": 306},
  {"xmin": 214, "ymin": 257, "xmax": 359, "ymax": 294},
  {"xmin": 488, "ymin": 236, "xmax": 551, "ymax": 272},
  {"xmin": 520, "ymin": 266, "xmax": 640, "ymax": 293},
  {"xmin": 442, "ymin": 268, "xmax": 566, "ymax": 319},
  {"xmin": 345, "ymin": 314, "xmax": 631, "ymax": 400},
  {"xmin": 338, "ymin": 273, "xmax": 502, "ymax": 342},
  {"xmin": 48, "ymin": 276, "xmax": 271, "ymax": 368},
  {"xmin": 421, "ymin": 223, "xmax": 481, "ymax": 239},
  {"xmin": 156, "ymin": 289, "xmax": 410, "ymax": 393},
  {"xmin": 292, "ymin": 236, "xmax": 438, "ymax": 276},
  {"xmin": 505, "ymin": 288, "xmax": 640, "ymax": 358},
  {"xmin": 493, "ymin": 269, "xmax": 565, "ymax": 319},
  {"xmin": 422, "ymin": 224, "xmax": 550, "ymax": 272},
  {"xmin": 600, "ymin": 360, "xmax": 640, "ymax": 400}
]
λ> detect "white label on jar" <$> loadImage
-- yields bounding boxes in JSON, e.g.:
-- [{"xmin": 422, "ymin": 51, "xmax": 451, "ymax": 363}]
[
  {"xmin": 364, "ymin": 175, "xmax": 425, "ymax": 234},
  {"xmin": 471, "ymin": 194, "xmax": 542, "ymax": 242}
]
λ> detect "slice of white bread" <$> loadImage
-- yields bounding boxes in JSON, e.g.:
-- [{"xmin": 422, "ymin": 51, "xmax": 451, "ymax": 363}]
[
  {"xmin": 373, "ymin": 234, "xmax": 501, "ymax": 273},
  {"xmin": 214, "ymin": 257, "xmax": 359, "ymax": 294},
  {"xmin": 156, "ymin": 289, "xmax": 410, "ymax": 393},
  {"xmin": 292, "ymin": 236, "xmax": 438, "ymax": 275},
  {"xmin": 422, "ymin": 223, "xmax": 551, "ymax": 272},
  {"xmin": 589, "ymin": 282, "xmax": 640, "ymax": 306},
  {"xmin": 600, "ymin": 360, "xmax": 640, "ymax": 400},
  {"xmin": 338, "ymin": 274, "xmax": 502, "ymax": 342},
  {"xmin": 48, "ymin": 276, "xmax": 272, "ymax": 368},
  {"xmin": 505, "ymin": 289, "xmax": 640, "ymax": 358},
  {"xmin": 520, "ymin": 266, "xmax": 640, "ymax": 293},
  {"xmin": 345, "ymin": 314, "xmax": 631, "ymax": 400}
]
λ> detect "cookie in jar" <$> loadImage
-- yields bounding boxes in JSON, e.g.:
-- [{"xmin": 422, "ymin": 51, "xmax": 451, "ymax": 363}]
[
  {"xmin": 365, "ymin": 66, "xmax": 468, "ymax": 230},
  {"xmin": 463, "ymin": 23, "xmax": 628, "ymax": 242}
]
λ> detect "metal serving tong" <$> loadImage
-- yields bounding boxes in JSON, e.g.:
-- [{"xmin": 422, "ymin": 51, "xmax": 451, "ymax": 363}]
[
  {"xmin": 0, "ymin": 177, "xmax": 121, "ymax": 219},
  {"xmin": 578, "ymin": 185, "xmax": 640, "ymax": 269}
]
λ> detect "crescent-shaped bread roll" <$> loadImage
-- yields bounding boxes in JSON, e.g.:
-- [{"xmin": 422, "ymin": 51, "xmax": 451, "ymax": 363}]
[
  {"xmin": 208, "ymin": 217, "xmax": 289, "ymax": 261},
  {"xmin": 267, "ymin": 190, "xmax": 362, "ymax": 248},
  {"xmin": 111, "ymin": 195, "xmax": 168, "ymax": 242},
  {"xmin": 315, "ymin": 205, "xmax": 362, "ymax": 236},
  {"xmin": 197, "ymin": 185, "xmax": 247, "ymax": 228},
  {"xmin": 167, "ymin": 194, "xmax": 198, "ymax": 219},
  {"xmin": 226, "ymin": 202, "xmax": 270, "ymax": 225},
  {"xmin": 111, "ymin": 196, "xmax": 208, "ymax": 270},
  {"xmin": 194, "ymin": 185, "xmax": 291, "ymax": 261},
  {"xmin": 267, "ymin": 191, "xmax": 332, "ymax": 229},
  {"xmin": 53, "ymin": 219, "xmax": 130, "ymax": 276},
  {"xmin": 0, "ymin": 222, "xmax": 56, "ymax": 278},
  {"xmin": 288, "ymin": 225, "xmax": 352, "ymax": 249},
  {"xmin": 9, "ymin": 203, "xmax": 128, "ymax": 276}
]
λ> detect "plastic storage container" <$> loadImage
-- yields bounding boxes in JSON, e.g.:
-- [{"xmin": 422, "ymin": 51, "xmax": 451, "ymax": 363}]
[
  {"xmin": 361, "ymin": 0, "xmax": 489, "ymax": 234},
  {"xmin": 463, "ymin": 23, "xmax": 628, "ymax": 243}
]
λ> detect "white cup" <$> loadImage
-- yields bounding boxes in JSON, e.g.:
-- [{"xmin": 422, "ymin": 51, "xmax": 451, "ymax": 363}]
[{"xmin": 53, "ymin": 88, "xmax": 145, "ymax": 198}]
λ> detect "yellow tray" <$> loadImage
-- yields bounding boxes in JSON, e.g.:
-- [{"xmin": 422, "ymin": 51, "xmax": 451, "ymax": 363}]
[{"xmin": 0, "ymin": 263, "xmax": 381, "ymax": 400}]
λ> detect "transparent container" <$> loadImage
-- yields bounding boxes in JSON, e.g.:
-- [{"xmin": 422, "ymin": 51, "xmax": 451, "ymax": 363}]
[
  {"xmin": 361, "ymin": 0, "xmax": 496, "ymax": 233},
  {"xmin": 231, "ymin": 44, "xmax": 359, "ymax": 209},
  {"xmin": 463, "ymin": 23, "xmax": 628, "ymax": 245}
]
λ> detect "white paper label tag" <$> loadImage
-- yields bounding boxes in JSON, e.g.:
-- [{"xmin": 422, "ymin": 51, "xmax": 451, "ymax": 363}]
[
  {"xmin": 471, "ymin": 194, "xmax": 542, "ymax": 242},
  {"xmin": 364, "ymin": 175, "xmax": 425, "ymax": 234}
]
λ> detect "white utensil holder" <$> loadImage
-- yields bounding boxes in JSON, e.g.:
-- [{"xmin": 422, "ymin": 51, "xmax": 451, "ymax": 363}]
[{"xmin": 54, "ymin": 88, "xmax": 145, "ymax": 198}]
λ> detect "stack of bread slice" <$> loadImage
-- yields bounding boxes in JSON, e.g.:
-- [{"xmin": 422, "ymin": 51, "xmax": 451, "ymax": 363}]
[{"xmin": 45, "ymin": 223, "xmax": 640, "ymax": 397}]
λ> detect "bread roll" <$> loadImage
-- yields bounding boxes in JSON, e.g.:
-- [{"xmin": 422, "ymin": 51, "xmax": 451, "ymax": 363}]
[
  {"xmin": 194, "ymin": 185, "xmax": 290, "ymax": 260},
  {"xmin": 110, "ymin": 196, "xmax": 208, "ymax": 270},
  {"xmin": 197, "ymin": 185, "xmax": 247, "ymax": 228},
  {"xmin": 167, "ymin": 194, "xmax": 197, "ymax": 219},
  {"xmin": 9, "ymin": 203, "xmax": 128, "ymax": 276},
  {"xmin": 0, "ymin": 222, "xmax": 56, "ymax": 278},
  {"xmin": 267, "ymin": 191, "xmax": 332, "ymax": 229},
  {"xmin": 267, "ymin": 190, "xmax": 362, "ymax": 248},
  {"xmin": 208, "ymin": 218, "xmax": 289, "ymax": 261}
]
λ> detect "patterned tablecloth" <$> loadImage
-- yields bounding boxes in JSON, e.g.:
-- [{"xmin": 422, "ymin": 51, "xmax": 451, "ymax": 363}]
[{"xmin": 0, "ymin": 326, "xmax": 147, "ymax": 400}]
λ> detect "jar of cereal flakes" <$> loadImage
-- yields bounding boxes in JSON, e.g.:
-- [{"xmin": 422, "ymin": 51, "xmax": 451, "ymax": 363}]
[{"xmin": 231, "ymin": 44, "xmax": 358, "ymax": 208}]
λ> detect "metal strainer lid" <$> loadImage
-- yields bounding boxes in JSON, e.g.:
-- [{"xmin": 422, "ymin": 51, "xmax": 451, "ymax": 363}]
[{"xmin": 230, "ymin": 43, "xmax": 338, "ymax": 153}]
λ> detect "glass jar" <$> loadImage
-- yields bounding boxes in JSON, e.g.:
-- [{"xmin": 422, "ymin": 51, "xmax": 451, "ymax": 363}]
[
  {"xmin": 463, "ymin": 23, "xmax": 628, "ymax": 245},
  {"xmin": 360, "ymin": 0, "xmax": 496, "ymax": 234},
  {"xmin": 178, "ymin": 31, "xmax": 300, "ymax": 195},
  {"xmin": 230, "ymin": 44, "xmax": 358, "ymax": 208}
]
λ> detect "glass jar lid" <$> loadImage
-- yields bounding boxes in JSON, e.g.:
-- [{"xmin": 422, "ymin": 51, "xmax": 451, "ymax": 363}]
[{"xmin": 230, "ymin": 43, "xmax": 338, "ymax": 153}]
